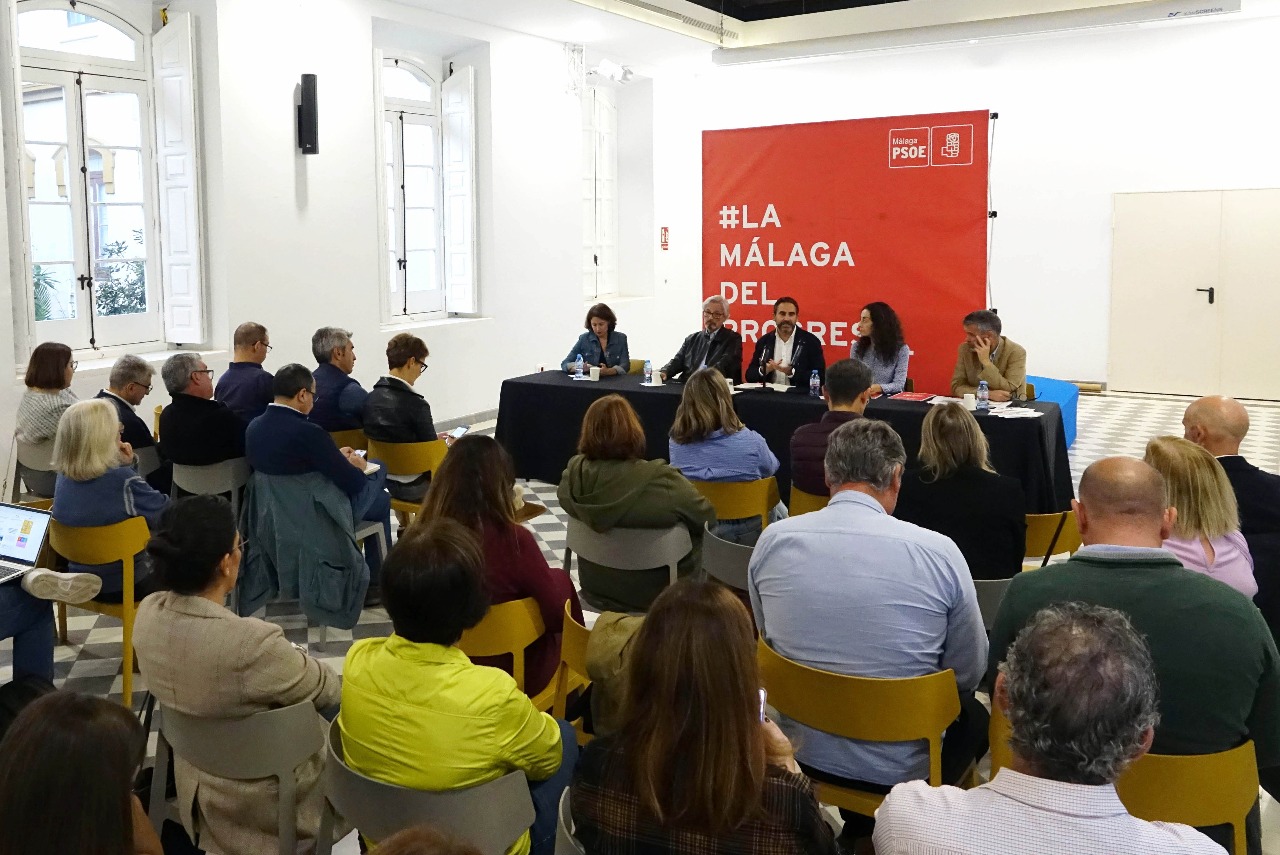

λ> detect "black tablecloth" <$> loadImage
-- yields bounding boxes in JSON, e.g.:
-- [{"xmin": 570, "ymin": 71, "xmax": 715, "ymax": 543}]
[{"xmin": 494, "ymin": 372, "xmax": 1074, "ymax": 512}]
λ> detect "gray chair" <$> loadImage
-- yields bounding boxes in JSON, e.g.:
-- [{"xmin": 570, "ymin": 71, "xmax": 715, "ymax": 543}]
[
  {"xmin": 974, "ymin": 577, "xmax": 1014, "ymax": 631},
  {"xmin": 555, "ymin": 788, "xmax": 586, "ymax": 855},
  {"xmin": 148, "ymin": 700, "xmax": 325, "ymax": 855},
  {"xmin": 701, "ymin": 521, "xmax": 753, "ymax": 592},
  {"xmin": 316, "ymin": 719, "xmax": 535, "ymax": 855},
  {"xmin": 563, "ymin": 517, "xmax": 693, "ymax": 589},
  {"xmin": 134, "ymin": 445, "xmax": 163, "ymax": 479},
  {"xmin": 14, "ymin": 436, "xmax": 56, "ymax": 499},
  {"xmin": 171, "ymin": 456, "xmax": 251, "ymax": 519}
]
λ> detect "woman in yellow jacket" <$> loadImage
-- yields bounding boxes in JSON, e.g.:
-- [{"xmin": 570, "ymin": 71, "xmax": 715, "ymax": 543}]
[{"xmin": 339, "ymin": 518, "xmax": 576, "ymax": 855}]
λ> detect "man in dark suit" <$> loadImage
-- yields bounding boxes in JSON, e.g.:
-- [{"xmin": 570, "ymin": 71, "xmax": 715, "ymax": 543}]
[
  {"xmin": 1184, "ymin": 396, "xmax": 1280, "ymax": 641},
  {"xmin": 158, "ymin": 352, "xmax": 247, "ymax": 466},
  {"xmin": 745, "ymin": 296, "xmax": 825, "ymax": 389},
  {"xmin": 96, "ymin": 354, "xmax": 171, "ymax": 492},
  {"xmin": 660, "ymin": 296, "xmax": 744, "ymax": 384},
  {"xmin": 789, "ymin": 359, "xmax": 873, "ymax": 496}
]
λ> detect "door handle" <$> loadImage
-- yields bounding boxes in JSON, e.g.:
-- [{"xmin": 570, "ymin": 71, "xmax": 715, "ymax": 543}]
[{"xmin": 1196, "ymin": 287, "xmax": 1215, "ymax": 305}]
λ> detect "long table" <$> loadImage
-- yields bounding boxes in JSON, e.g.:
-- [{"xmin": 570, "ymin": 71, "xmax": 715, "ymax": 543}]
[{"xmin": 494, "ymin": 371, "xmax": 1074, "ymax": 513}]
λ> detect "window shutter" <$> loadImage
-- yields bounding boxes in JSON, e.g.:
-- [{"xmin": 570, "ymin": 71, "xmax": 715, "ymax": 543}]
[
  {"xmin": 441, "ymin": 65, "xmax": 477, "ymax": 315},
  {"xmin": 151, "ymin": 12, "xmax": 206, "ymax": 344}
]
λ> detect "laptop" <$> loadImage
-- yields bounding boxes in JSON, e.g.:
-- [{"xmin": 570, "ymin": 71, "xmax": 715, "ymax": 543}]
[{"xmin": 0, "ymin": 502, "xmax": 53, "ymax": 585}]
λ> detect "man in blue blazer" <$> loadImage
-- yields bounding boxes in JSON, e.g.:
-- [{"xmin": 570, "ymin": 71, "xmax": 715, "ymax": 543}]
[{"xmin": 746, "ymin": 296, "xmax": 826, "ymax": 389}]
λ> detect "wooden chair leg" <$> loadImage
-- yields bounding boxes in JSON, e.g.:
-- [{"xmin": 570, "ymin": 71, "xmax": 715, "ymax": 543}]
[
  {"xmin": 121, "ymin": 609, "xmax": 134, "ymax": 709},
  {"xmin": 56, "ymin": 601, "xmax": 68, "ymax": 644}
]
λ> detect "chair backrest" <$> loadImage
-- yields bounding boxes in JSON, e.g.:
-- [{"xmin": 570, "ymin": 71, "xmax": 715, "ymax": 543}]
[
  {"xmin": 153, "ymin": 405, "xmax": 162, "ymax": 441},
  {"xmin": 1025, "ymin": 381, "xmax": 1037, "ymax": 400},
  {"xmin": 555, "ymin": 788, "xmax": 586, "ymax": 855},
  {"xmin": 457, "ymin": 597, "xmax": 546, "ymax": 691},
  {"xmin": 628, "ymin": 358, "xmax": 644, "ymax": 375},
  {"xmin": 788, "ymin": 486, "xmax": 829, "ymax": 517},
  {"xmin": 553, "ymin": 600, "xmax": 591, "ymax": 719},
  {"xmin": 1024, "ymin": 511, "xmax": 1081, "ymax": 567},
  {"xmin": 564, "ymin": 518, "xmax": 692, "ymax": 587},
  {"xmin": 690, "ymin": 477, "xmax": 778, "ymax": 528},
  {"xmin": 366, "ymin": 438, "xmax": 448, "ymax": 479},
  {"xmin": 15, "ymin": 437, "xmax": 56, "ymax": 471},
  {"xmin": 171, "ymin": 456, "xmax": 251, "ymax": 497},
  {"xmin": 701, "ymin": 522, "xmax": 753, "ymax": 592},
  {"xmin": 973, "ymin": 577, "xmax": 1013, "ymax": 631},
  {"xmin": 757, "ymin": 638, "xmax": 960, "ymax": 785},
  {"xmin": 14, "ymin": 437, "xmax": 56, "ymax": 498},
  {"xmin": 328, "ymin": 429, "xmax": 368, "ymax": 451},
  {"xmin": 134, "ymin": 446, "xmax": 162, "ymax": 478},
  {"xmin": 904, "ymin": 377, "xmax": 915, "ymax": 393},
  {"xmin": 49, "ymin": 516, "xmax": 151, "ymax": 566},
  {"xmin": 323, "ymin": 720, "xmax": 534, "ymax": 855}
]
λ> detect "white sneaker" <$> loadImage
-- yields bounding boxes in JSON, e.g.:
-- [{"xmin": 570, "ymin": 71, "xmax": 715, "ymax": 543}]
[{"xmin": 21, "ymin": 568, "xmax": 103, "ymax": 604}]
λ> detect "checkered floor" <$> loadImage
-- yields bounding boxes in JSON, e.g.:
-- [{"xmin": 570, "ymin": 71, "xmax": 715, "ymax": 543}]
[{"xmin": 9, "ymin": 394, "xmax": 1280, "ymax": 702}]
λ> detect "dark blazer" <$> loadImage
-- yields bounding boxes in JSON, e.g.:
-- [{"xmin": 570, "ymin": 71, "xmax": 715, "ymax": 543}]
[
  {"xmin": 894, "ymin": 465, "xmax": 1026, "ymax": 580},
  {"xmin": 1220, "ymin": 455, "xmax": 1280, "ymax": 641},
  {"xmin": 310, "ymin": 363, "xmax": 367, "ymax": 432},
  {"xmin": 95, "ymin": 389, "xmax": 155, "ymax": 450},
  {"xmin": 746, "ymin": 328, "xmax": 826, "ymax": 388},
  {"xmin": 362, "ymin": 377, "xmax": 436, "ymax": 443},
  {"xmin": 158, "ymin": 393, "xmax": 247, "ymax": 466},
  {"xmin": 215, "ymin": 362, "xmax": 275, "ymax": 423},
  {"xmin": 789, "ymin": 411, "xmax": 863, "ymax": 496},
  {"xmin": 661, "ymin": 328, "xmax": 743, "ymax": 384}
]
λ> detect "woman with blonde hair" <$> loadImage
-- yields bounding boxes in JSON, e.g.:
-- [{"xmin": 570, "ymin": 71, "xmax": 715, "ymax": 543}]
[
  {"xmin": 1144, "ymin": 435, "xmax": 1256, "ymax": 597},
  {"xmin": 570, "ymin": 579, "xmax": 837, "ymax": 855},
  {"xmin": 51, "ymin": 399, "xmax": 169, "ymax": 602},
  {"xmin": 894, "ymin": 402, "xmax": 1025, "ymax": 579}
]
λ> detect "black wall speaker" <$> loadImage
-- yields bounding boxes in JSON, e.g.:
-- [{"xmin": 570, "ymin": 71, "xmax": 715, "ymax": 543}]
[{"xmin": 298, "ymin": 74, "xmax": 318, "ymax": 155}]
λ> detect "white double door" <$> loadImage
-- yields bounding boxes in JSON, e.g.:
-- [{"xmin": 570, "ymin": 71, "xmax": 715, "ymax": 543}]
[{"xmin": 1109, "ymin": 189, "xmax": 1280, "ymax": 400}]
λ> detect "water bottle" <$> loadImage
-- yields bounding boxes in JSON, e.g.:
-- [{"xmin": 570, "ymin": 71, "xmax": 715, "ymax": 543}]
[
  {"xmin": 977, "ymin": 380, "xmax": 990, "ymax": 410},
  {"xmin": 643, "ymin": 360, "xmax": 653, "ymax": 384},
  {"xmin": 574, "ymin": 354, "xmax": 584, "ymax": 379},
  {"xmin": 809, "ymin": 370, "xmax": 821, "ymax": 398}
]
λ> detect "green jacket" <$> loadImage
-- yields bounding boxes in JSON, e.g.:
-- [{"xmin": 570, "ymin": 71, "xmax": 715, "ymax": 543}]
[
  {"xmin": 557, "ymin": 455, "xmax": 715, "ymax": 612},
  {"xmin": 988, "ymin": 548, "xmax": 1280, "ymax": 766}
]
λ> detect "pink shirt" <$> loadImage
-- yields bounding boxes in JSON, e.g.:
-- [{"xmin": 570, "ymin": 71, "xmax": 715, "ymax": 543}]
[{"xmin": 1161, "ymin": 530, "xmax": 1257, "ymax": 598}]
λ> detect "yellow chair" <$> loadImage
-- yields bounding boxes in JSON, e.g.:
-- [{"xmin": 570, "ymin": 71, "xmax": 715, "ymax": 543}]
[
  {"xmin": 1024, "ymin": 382, "xmax": 1037, "ymax": 401},
  {"xmin": 788, "ymin": 486, "xmax": 829, "ymax": 516},
  {"xmin": 690, "ymin": 477, "xmax": 780, "ymax": 529},
  {"xmin": 988, "ymin": 700, "xmax": 1014, "ymax": 777},
  {"xmin": 49, "ymin": 516, "xmax": 151, "ymax": 709},
  {"xmin": 903, "ymin": 378, "xmax": 915, "ymax": 393},
  {"xmin": 757, "ymin": 638, "xmax": 964, "ymax": 818},
  {"xmin": 457, "ymin": 597, "xmax": 557, "ymax": 712},
  {"xmin": 328, "ymin": 429, "xmax": 368, "ymax": 451},
  {"xmin": 552, "ymin": 600, "xmax": 593, "ymax": 746},
  {"xmin": 152, "ymin": 405, "xmax": 162, "ymax": 441},
  {"xmin": 628, "ymin": 359, "xmax": 645, "ymax": 375},
  {"xmin": 365, "ymin": 438, "xmax": 448, "ymax": 522},
  {"xmin": 1024, "ymin": 511, "xmax": 1082, "ymax": 568}
]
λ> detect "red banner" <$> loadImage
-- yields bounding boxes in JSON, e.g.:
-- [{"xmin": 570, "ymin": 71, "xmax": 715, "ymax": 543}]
[{"xmin": 703, "ymin": 110, "xmax": 989, "ymax": 394}]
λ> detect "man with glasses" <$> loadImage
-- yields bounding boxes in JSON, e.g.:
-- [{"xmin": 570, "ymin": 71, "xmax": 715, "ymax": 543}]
[
  {"xmin": 216, "ymin": 321, "xmax": 276, "ymax": 422},
  {"xmin": 95, "ymin": 354, "xmax": 171, "ymax": 491},
  {"xmin": 363, "ymin": 333, "xmax": 437, "ymax": 502},
  {"xmin": 158, "ymin": 352, "xmax": 247, "ymax": 468},
  {"xmin": 660, "ymin": 295, "xmax": 744, "ymax": 384}
]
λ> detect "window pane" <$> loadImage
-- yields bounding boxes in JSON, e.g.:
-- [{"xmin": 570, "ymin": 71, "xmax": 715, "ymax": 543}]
[
  {"xmin": 405, "ymin": 208, "xmax": 437, "ymax": 251},
  {"xmin": 93, "ymin": 204, "xmax": 146, "ymax": 256},
  {"xmin": 384, "ymin": 119, "xmax": 395, "ymax": 163},
  {"xmin": 24, "ymin": 144, "xmax": 67, "ymax": 202},
  {"xmin": 382, "ymin": 65, "xmax": 433, "ymax": 102},
  {"xmin": 82, "ymin": 89, "xmax": 141, "ymax": 147},
  {"xmin": 18, "ymin": 10, "xmax": 137, "ymax": 61},
  {"xmin": 93, "ymin": 259, "xmax": 148, "ymax": 316},
  {"xmin": 32, "ymin": 262, "xmax": 77, "ymax": 321},
  {"xmin": 28, "ymin": 204, "xmax": 74, "ymax": 262},
  {"xmin": 404, "ymin": 166, "xmax": 434, "ymax": 208},
  {"xmin": 22, "ymin": 82, "xmax": 67, "ymax": 143},
  {"xmin": 406, "ymin": 250, "xmax": 438, "ymax": 293},
  {"xmin": 403, "ymin": 124, "xmax": 435, "ymax": 167},
  {"xmin": 389, "ymin": 251, "xmax": 399, "ymax": 297},
  {"xmin": 86, "ymin": 148, "xmax": 144, "ymax": 203}
]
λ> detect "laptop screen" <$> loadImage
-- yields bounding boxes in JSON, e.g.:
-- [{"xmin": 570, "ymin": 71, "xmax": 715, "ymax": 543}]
[{"xmin": 0, "ymin": 503, "xmax": 52, "ymax": 568}]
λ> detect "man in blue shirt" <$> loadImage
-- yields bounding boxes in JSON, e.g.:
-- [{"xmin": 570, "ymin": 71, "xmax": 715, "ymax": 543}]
[
  {"xmin": 749, "ymin": 418, "xmax": 988, "ymax": 848},
  {"xmin": 310, "ymin": 327, "xmax": 368, "ymax": 431},
  {"xmin": 247, "ymin": 363, "xmax": 391, "ymax": 604},
  {"xmin": 215, "ymin": 321, "xmax": 275, "ymax": 422}
]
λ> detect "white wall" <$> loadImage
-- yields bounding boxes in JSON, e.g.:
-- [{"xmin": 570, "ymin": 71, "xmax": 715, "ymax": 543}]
[{"xmin": 649, "ymin": 13, "xmax": 1280, "ymax": 383}]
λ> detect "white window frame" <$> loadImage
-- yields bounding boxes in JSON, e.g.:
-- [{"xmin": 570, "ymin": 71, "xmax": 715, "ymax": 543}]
[{"xmin": 582, "ymin": 84, "xmax": 618, "ymax": 302}]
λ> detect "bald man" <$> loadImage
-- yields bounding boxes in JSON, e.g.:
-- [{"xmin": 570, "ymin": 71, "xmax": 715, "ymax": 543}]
[{"xmin": 988, "ymin": 457, "xmax": 1280, "ymax": 852}]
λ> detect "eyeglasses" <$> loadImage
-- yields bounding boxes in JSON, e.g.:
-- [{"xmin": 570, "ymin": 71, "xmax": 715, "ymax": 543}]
[
  {"xmin": 70, "ymin": 360, "xmax": 79, "ymax": 371},
  {"xmin": 260, "ymin": 342, "xmax": 273, "ymax": 352},
  {"xmin": 130, "ymin": 381, "xmax": 153, "ymax": 394},
  {"xmin": 416, "ymin": 359, "xmax": 428, "ymax": 373},
  {"xmin": 192, "ymin": 369, "xmax": 215, "ymax": 379},
  {"xmin": 702, "ymin": 310, "xmax": 726, "ymax": 320}
]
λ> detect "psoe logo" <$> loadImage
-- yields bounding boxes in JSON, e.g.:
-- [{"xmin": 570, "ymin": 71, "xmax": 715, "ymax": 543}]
[
  {"xmin": 930, "ymin": 124, "xmax": 973, "ymax": 167},
  {"xmin": 888, "ymin": 127, "xmax": 930, "ymax": 169}
]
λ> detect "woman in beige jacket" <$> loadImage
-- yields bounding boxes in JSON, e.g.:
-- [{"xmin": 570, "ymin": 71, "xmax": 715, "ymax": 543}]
[{"xmin": 133, "ymin": 495, "xmax": 345, "ymax": 854}]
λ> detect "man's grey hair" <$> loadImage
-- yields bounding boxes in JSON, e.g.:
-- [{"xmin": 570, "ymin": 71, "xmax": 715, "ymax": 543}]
[
  {"xmin": 109, "ymin": 354, "xmax": 153, "ymax": 391},
  {"xmin": 702, "ymin": 295, "xmax": 731, "ymax": 318},
  {"xmin": 160, "ymin": 352, "xmax": 203, "ymax": 396},
  {"xmin": 998, "ymin": 602, "xmax": 1160, "ymax": 785},
  {"xmin": 963, "ymin": 309, "xmax": 1001, "ymax": 336},
  {"xmin": 312, "ymin": 327, "xmax": 353, "ymax": 364},
  {"xmin": 823, "ymin": 419, "xmax": 905, "ymax": 491}
]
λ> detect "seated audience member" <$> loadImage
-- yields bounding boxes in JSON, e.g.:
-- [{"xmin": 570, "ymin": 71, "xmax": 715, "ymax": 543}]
[
  {"xmin": 950, "ymin": 309, "xmax": 1026, "ymax": 402},
  {"xmin": 310, "ymin": 326, "xmax": 368, "ymax": 431},
  {"xmin": 133, "ymin": 495, "xmax": 344, "ymax": 854},
  {"xmin": 746, "ymin": 296, "xmax": 825, "ymax": 389},
  {"xmin": 214, "ymin": 321, "xmax": 275, "ymax": 422},
  {"xmin": 0, "ymin": 691, "xmax": 164, "ymax": 855},
  {"xmin": 15, "ymin": 341, "xmax": 77, "ymax": 444},
  {"xmin": 750, "ymin": 419, "xmax": 988, "ymax": 848},
  {"xmin": 558, "ymin": 395, "xmax": 715, "ymax": 612},
  {"xmin": 417, "ymin": 434, "xmax": 582, "ymax": 696},
  {"xmin": 875, "ymin": 603, "xmax": 1222, "ymax": 855},
  {"xmin": 95, "ymin": 354, "xmax": 169, "ymax": 492},
  {"xmin": 894, "ymin": 403, "xmax": 1026, "ymax": 580},
  {"xmin": 563, "ymin": 303, "xmax": 630, "ymax": 375},
  {"xmin": 364, "ymin": 333, "xmax": 436, "ymax": 502},
  {"xmin": 1144, "ymin": 435, "xmax": 1256, "ymax": 598},
  {"xmin": 572, "ymin": 580, "xmax": 837, "ymax": 855},
  {"xmin": 669, "ymin": 367, "xmax": 785, "ymax": 543},
  {"xmin": 52, "ymin": 399, "xmax": 169, "ymax": 602},
  {"xmin": 660, "ymin": 295, "xmax": 744, "ymax": 384},
  {"xmin": 851, "ymin": 301, "xmax": 910, "ymax": 397},
  {"xmin": 989, "ymin": 456, "xmax": 1280, "ymax": 851},
  {"xmin": 789, "ymin": 359, "xmax": 873, "ymax": 498},
  {"xmin": 0, "ymin": 565, "xmax": 102, "ymax": 685},
  {"xmin": 341, "ymin": 519, "xmax": 576, "ymax": 855},
  {"xmin": 246, "ymin": 363, "xmax": 391, "ymax": 602},
  {"xmin": 375, "ymin": 826, "xmax": 483, "ymax": 855},
  {"xmin": 157, "ymin": 352, "xmax": 246, "ymax": 466},
  {"xmin": 1184, "ymin": 395, "xmax": 1280, "ymax": 638}
]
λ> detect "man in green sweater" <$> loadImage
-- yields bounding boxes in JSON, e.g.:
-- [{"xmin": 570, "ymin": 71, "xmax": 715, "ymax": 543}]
[{"xmin": 988, "ymin": 456, "xmax": 1280, "ymax": 852}]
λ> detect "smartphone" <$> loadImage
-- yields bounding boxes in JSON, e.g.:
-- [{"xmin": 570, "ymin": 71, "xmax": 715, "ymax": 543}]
[
  {"xmin": 758, "ymin": 688, "xmax": 768, "ymax": 723},
  {"xmin": 449, "ymin": 425, "xmax": 471, "ymax": 440},
  {"xmin": 354, "ymin": 449, "xmax": 367, "ymax": 458}
]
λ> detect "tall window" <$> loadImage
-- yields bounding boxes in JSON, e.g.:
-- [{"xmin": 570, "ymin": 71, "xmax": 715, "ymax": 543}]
[{"xmin": 582, "ymin": 85, "xmax": 618, "ymax": 300}]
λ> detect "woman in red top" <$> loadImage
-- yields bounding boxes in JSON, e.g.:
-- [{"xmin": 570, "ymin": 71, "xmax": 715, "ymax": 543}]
[{"xmin": 417, "ymin": 435, "xmax": 582, "ymax": 696}]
